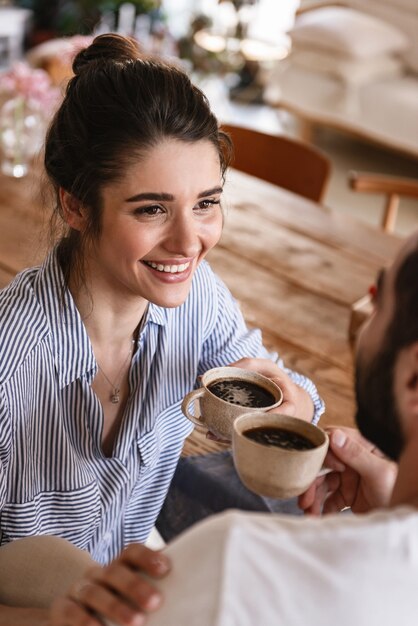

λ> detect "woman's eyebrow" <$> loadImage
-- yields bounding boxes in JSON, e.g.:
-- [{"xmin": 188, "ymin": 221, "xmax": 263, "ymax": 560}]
[
  {"xmin": 125, "ymin": 192, "xmax": 174, "ymax": 202},
  {"xmin": 197, "ymin": 186, "xmax": 223, "ymax": 198},
  {"xmin": 125, "ymin": 186, "xmax": 223, "ymax": 203}
]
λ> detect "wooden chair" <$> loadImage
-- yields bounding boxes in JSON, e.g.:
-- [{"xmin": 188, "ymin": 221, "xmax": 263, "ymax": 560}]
[
  {"xmin": 348, "ymin": 171, "xmax": 418, "ymax": 346},
  {"xmin": 348, "ymin": 293, "xmax": 373, "ymax": 349},
  {"xmin": 349, "ymin": 171, "xmax": 418, "ymax": 233},
  {"xmin": 221, "ymin": 123, "xmax": 331, "ymax": 203}
]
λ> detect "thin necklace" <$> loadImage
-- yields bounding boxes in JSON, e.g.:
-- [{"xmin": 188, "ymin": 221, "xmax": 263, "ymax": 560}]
[{"xmin": 98, "ymin": 339, "xmax": 135, "ymax": 404}]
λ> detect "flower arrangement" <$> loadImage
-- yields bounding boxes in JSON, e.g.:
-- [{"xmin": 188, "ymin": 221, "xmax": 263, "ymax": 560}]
[
  {"xmin": 0, "ymin": 62, "xmax": 60, "ymax": 114},
  {"xmin": 0, "ymin": 63, "xmax": 61, "ymax": 177}
]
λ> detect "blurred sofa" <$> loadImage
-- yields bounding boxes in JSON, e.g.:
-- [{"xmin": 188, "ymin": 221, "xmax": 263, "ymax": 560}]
[{"xmin": 266, "ymin": 0, "xmax": 418, "ymax": 159}]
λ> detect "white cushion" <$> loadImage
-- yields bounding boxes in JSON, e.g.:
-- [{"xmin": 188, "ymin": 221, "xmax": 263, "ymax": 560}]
[
  {"xmin": 290, "ymin": 47, "xmax": 403, "ymax": 85},
  {"xmin": 378, "ymin": 0, "xmax": 418, "ymax": 15},
  {"xmin": 289, "ymin": 7, "xmax": 409, "ymax": 59}
]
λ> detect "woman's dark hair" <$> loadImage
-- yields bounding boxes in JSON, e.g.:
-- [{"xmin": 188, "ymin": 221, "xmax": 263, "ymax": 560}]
[{"xmin": 45, "ymin": 33, "xmax": 232, "ymax": 286}]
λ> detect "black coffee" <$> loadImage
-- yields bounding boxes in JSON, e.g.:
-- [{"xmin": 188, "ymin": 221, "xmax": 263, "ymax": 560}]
[
  {"xmin": 244, "ymin": 426, "xmax": 316, "ymax": 450},
  {"xmin": 208, "ymin": 379, "xmax": 275, "ymax": 408}
]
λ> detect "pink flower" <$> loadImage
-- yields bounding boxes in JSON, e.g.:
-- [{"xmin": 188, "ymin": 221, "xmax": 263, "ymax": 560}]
[{"xmin": 0, "ymin": 62, "xmax": 60, "ymax": 115}]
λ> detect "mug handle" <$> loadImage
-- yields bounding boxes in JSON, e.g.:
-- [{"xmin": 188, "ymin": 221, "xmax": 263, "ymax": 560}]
[{"xmin": 181, "ymin": 388, "xmax": 207, "ymax": 432}]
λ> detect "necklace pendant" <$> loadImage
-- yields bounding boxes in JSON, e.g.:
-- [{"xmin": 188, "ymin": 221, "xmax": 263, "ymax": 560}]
[{"xmin": 111, "ymin": 389, "xmax": 120, "ymax": 404}]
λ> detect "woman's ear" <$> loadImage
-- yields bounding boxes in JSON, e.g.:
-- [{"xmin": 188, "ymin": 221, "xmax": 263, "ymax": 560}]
[{"xmin": 59, "ymin": 188, "xmax": 87, "ymax": 232}]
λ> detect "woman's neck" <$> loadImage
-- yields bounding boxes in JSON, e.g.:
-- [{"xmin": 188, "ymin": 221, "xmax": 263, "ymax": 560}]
[{"xmin": 69, "ymin": 272, "xmax": 148, "ymax": 349}]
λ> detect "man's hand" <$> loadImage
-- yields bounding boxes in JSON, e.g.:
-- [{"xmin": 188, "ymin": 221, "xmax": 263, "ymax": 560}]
[
  {"xmin": 298, "ymin": 427, "xmax": 398, "ymax": 515},
  {"xmin": 49, "ymin": 544, "xmax": 170, "ymax": 626}
]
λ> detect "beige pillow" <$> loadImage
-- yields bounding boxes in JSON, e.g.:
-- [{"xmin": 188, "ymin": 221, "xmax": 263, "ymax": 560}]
[
  {"xmin": 379, "ymin": 0, "xmax": 418, "ymax": 14},
  {"xmin": 290, "ymin": 7, "xmax": 408, "ymax": 59},
  {"xmin": 290, "ymin": 47, "xmax": 403, "ymax": 85}
]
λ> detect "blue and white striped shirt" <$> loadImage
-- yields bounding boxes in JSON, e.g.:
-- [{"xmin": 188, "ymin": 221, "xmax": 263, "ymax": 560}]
[{"xmin": 0, "ymin": 251, "xmax": 324, "ymax": 564}]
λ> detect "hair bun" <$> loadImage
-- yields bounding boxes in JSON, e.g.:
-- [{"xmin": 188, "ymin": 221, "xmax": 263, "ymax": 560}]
[{"xmin": 72, "ymin": 33, "xmax": 141, "ymax": 75}]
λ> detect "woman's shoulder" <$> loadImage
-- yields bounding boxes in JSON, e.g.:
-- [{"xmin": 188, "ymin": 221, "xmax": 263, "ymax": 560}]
[
  {"xmin": 0, "ymin": 267, "xmax": 39, "ymax": 315},
  {"xmin": 0, "ymin": 267, "xmax": 49, "ymax": 383}
]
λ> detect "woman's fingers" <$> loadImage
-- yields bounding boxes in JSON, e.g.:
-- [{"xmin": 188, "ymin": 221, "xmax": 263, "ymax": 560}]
[
  {"xmin": 228, "ymin": 358, "xmax": 314, "ymax": 421},
  {"xmin": 229, "ymin": 357, "xmax": 282, "ymax": 379}
]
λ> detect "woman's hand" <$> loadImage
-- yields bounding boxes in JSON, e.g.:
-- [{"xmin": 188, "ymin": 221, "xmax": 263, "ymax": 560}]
[
  {"xmin": 231, "ymin": 357, "xmax": 314, "ymax": 422},
  {"xmin": 49, "ymin": 544, "xmax": 170, "ymax": 626},
  {"xmin": 298, "ymin": 427, "xmax": 398, "ymax": 515}
]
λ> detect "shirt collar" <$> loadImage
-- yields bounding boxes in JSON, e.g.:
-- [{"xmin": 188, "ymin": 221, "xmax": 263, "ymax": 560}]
[{"xmin": 147, "ymin": 303, "xmax": 169, "ymax": 327}]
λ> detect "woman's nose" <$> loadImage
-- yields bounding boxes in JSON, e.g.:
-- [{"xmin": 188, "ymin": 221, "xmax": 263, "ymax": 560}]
[{"xmin": 165, "ymin": 214, "xmax": 200, "ymax": 257}]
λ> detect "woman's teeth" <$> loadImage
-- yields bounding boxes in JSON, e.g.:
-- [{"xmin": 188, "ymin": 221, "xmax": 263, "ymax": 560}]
[{"xmin": 145, "ymin": 261, "xmax": 190, "ymax": 273}]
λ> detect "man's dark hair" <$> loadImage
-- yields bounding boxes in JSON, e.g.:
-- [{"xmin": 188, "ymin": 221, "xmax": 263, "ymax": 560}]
[{"xmin": 355, "ymin": 246, "xmax": 418, "ymax": 461}]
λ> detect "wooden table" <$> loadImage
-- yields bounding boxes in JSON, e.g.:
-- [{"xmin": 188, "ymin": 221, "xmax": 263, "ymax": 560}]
[
  {"xmin": 183, "ymin": 169, "xmax": 404, "ymax": 455},
  {"xmin": 0, "ymin": 166, "xmax": 403, "ymax": 457}
]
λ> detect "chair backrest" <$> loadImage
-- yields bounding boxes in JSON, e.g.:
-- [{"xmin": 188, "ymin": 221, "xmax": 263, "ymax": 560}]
[
  {"xmin": 221, "ymin": 123, "xmax": 331, "ymax": 203},
  {"xmin": 349, "ymin": 171, "xmax": 418, "ymax": 233}
]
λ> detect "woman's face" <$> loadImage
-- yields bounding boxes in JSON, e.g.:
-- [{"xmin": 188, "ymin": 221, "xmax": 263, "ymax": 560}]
[{"xmin": 84, "ymin": 138, "xmax": 224, "ymax": 308}]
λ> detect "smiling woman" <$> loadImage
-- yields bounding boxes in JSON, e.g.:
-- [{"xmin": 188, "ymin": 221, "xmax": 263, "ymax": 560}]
[
  {"xmin": 73, "ymin": 138, "xmax": 224, "ymax": 311},
  {"xmin": 0, "ymin": 33, "xmax": 324, "ymax": 626}
]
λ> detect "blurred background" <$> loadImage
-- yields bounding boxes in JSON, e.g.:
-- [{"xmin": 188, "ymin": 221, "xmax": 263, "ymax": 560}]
[{"xmin": 1, "ymin": 0, "xmax": 417, "ymax": 233}]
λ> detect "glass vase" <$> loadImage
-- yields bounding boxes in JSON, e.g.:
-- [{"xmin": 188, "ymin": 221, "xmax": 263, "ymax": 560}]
[{"xmin": 0, "ymin": 96, "xmax": 44, "ymax": 178}]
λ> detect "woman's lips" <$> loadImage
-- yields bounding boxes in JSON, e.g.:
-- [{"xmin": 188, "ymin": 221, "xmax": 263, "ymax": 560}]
[
  {"xmin": 143, "ymin": 260, "xmax": 191, "ymax": 274},
  {"xmin": 141, "ymin": 259, "xmax": 194, "ymax": 282}
]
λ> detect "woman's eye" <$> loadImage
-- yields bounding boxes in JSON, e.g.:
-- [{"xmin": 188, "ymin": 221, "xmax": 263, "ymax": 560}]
[
  {"xmin": 196, "ymin": 199, "xmax": 220, "ymax": 211},
  {"xmin": 135, "ymin": 205, "xmax": 163, "ymax": 217}
]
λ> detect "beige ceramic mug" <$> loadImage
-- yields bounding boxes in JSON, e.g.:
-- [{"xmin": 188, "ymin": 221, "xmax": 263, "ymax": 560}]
[
  {"xmin": 181, "ymin": 366, "xmax": 283, "ymax": 440},
  {"xmin": 232, "ymin": 412, "xmax": 329, "ymax": 498}
]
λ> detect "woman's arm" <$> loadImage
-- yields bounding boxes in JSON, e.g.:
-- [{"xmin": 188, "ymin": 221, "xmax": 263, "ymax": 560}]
[{"xmin": 0, "ymin": 606, "xmax": 49, "ymax": 626}]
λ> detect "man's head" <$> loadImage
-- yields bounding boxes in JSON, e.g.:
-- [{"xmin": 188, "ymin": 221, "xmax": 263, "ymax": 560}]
[{"xmin": 355, "ymin": 232, "xmax": 418, "ymax": 461}]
